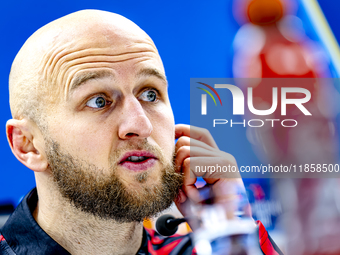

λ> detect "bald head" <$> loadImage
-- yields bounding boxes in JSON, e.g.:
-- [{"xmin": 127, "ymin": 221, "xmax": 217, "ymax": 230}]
[{"xmin": 9, "ymin": 10, "xmax": 160, "ymax": 126}]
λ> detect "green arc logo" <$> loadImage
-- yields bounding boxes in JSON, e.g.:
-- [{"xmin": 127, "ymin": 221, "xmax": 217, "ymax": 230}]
[{"xmin": 197, "ymin": 82, "xmax": 223, "ymax": 106}]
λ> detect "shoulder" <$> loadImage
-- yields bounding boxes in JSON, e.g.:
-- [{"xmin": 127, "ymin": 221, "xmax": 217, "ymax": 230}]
[
  {"xmin": 144, "ymin": 228, "xmax": 196, "ymax": 255},
  {"xmin": 0, "ymin": 234, "xmax": 16, "ymax": 255}
]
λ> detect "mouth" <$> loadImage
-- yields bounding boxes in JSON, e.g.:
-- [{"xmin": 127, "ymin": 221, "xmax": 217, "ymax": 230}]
[{"xmin": 119, "ymin": 151, "xmax": 158, "ymax": 171}]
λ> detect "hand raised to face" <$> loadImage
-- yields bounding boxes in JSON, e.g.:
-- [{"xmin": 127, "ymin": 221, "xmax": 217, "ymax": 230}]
[{"xmin": 174, "ymin": 124, "xmax": 250, "ymax": 225}]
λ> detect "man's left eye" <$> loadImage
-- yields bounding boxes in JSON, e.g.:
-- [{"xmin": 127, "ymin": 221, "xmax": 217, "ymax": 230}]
[
  {"xmin": 86, "ymin": 96, "xmax": 109, "ymax": 108},
  {"xmin": 139, "ymin": 90, "xmax": 157, "ymax": 102}
]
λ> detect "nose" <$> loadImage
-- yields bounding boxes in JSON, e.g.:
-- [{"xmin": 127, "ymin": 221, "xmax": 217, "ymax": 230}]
[{"xmin": 118, "ymin": 97, "xmax": 153, "ymax": 140}]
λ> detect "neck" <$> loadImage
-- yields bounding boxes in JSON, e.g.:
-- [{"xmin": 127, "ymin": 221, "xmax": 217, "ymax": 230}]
[{"xmin": 33, "ymin": 173, "xmax": 144, "ymax": 255}]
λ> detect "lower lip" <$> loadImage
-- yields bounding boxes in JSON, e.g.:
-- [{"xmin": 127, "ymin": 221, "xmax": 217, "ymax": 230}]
[{"xmin": 120, "ymin": 158, "xmax": 157, "ymax": 171}]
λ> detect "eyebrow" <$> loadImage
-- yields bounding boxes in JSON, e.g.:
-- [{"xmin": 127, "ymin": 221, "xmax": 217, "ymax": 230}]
[
  {"xmin": 136, "ymin": 68, "xmax": 167, "ymax": 85},
  {"xmin": 69, "ymin": 67, "xmax": 167, "ymax": 93},
  {"xmin": 70, "ymin": 70, "xmax": 115, "ymax": 92}
]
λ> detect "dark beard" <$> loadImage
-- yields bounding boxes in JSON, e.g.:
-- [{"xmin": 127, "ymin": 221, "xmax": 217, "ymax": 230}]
[{"xmin": 45, "ymin": 139, "xmax": 183, "ymax": 223}]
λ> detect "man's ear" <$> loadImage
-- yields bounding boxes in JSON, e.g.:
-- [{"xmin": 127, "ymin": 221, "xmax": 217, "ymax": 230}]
[{"xmin": 6, "ymin": 119, "xmax": 48, "ymax": 172}]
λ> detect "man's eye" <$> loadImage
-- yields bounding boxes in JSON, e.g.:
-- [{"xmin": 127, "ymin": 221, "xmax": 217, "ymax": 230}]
[
  {"xmin": 86, "ymin": 96, "xmax": 108, "ymax": 108},
  {"xmin": 139, "ymin": 90, "xmax": 157, "ymax": 102}
]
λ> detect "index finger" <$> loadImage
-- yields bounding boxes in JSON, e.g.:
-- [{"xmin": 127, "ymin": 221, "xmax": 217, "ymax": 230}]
[{"xmin": 175, "ymin": 124, "xmax": 218, "ymax": 149}]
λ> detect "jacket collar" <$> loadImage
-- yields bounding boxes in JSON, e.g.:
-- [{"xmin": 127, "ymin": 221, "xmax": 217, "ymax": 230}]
[{"xmin": 1, "ymin": 188, "xmax": 149, "ymax": 255}]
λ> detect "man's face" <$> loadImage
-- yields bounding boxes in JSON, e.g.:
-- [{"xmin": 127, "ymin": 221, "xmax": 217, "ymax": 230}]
[{"xmin": 40, "ymin": 18, "xmax": 182, "ymax": 222}]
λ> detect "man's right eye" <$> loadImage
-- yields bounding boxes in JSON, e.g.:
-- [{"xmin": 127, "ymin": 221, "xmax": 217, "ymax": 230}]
[{"xmin": 86, "ymin": 96, "xmax": 109, "ymax": 108}]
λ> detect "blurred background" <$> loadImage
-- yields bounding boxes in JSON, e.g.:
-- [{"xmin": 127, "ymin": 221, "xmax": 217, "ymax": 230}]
[{"xmin": 1, "ymin": 0, "xmax": 340, "ymax": 253}]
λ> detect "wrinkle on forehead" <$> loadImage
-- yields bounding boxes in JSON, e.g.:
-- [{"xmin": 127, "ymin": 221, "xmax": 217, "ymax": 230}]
[
  {"xmin": 42, "ymin": 43, "xmax": 159, "ymax": 102},
  {"xmin": 9, "ymin": 10, "xmax": 161, "ymax": 119},
  {"xmin": 41, "ymin": 11, "xmax": 159, "ymax": 103}
]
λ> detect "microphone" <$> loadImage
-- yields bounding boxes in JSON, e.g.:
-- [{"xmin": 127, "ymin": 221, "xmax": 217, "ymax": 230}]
[{"xmin": 155, "ymin": 214, "xmax": 187, "ymax": 236}]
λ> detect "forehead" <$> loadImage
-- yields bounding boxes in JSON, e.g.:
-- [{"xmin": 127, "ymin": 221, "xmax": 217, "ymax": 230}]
[{"xmin": 39, "ymin": 12, "xmax": 165, "ymax": 102}]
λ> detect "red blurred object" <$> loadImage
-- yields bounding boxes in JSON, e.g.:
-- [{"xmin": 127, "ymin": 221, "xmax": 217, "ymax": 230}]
[
  {"xmin": 247, "ymin": 0, "xmax": 284, "ymax": 25},
  {"xmin": 233, "ymin": 0, "xmax": 340, "ymax": 254},
  {"xmin": 232, "ymin": 0, "xmax": 338, "ymax": 166}
]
